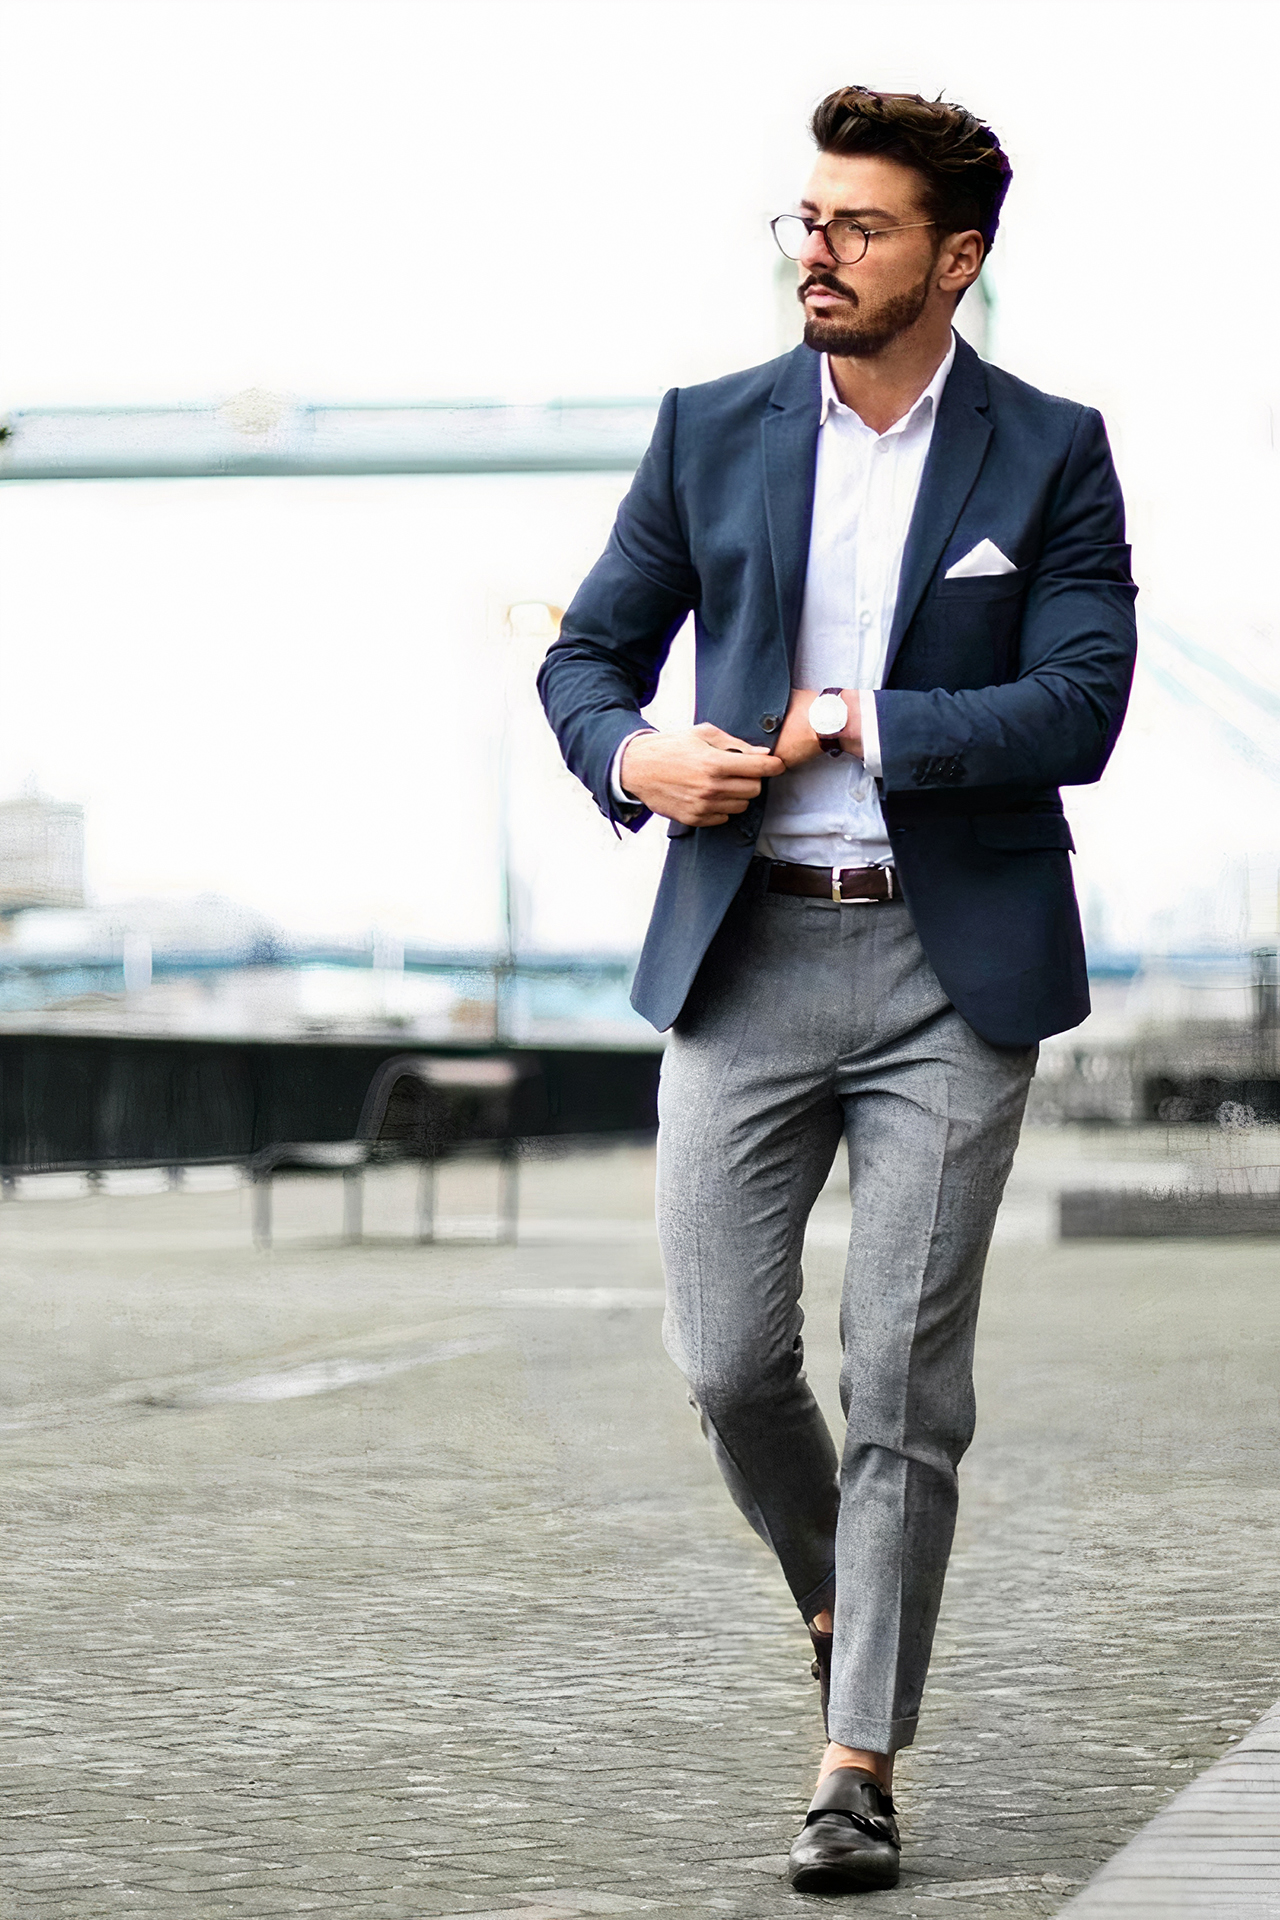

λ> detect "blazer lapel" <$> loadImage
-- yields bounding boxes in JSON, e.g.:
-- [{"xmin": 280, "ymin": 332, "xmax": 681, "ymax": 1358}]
[
  {"xmin": 761, "ymin": 347, "xmax": 822, "ymax": 669},
  {"xmin": 884, "ymin": 337, "xmax": 993, "ymax": 680}
]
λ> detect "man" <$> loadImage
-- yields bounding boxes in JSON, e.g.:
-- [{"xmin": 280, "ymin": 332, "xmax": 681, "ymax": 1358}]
[{"xmin": 538, "ymin": 86, "xmax": 1135, "ymax": 1894}]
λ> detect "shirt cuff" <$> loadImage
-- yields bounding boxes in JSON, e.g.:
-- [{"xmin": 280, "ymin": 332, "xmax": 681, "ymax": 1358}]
[
  {"xmin": 858, "ymin": 691, "xmax": 882, "ymax": 777},
  {"xmin": 609, "ymin": 728, "xmax": 654, "ymax": 807}
]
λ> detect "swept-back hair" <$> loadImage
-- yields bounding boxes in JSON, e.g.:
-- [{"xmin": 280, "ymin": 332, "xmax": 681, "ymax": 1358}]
[{"xmin": 810, "ymin": 86, "xmax": 1012, "ymax": 254}]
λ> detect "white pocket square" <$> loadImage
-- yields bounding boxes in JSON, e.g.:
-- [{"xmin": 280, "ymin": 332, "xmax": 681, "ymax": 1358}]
[{"xmin": 944, "ymin": 538, "xmax": 1017, "ymax": 579}]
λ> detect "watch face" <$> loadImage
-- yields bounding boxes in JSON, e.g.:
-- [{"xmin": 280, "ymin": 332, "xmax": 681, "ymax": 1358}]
[{"xmin": 808, "ymin": 692, "xmax": 849, "ymax": 736}]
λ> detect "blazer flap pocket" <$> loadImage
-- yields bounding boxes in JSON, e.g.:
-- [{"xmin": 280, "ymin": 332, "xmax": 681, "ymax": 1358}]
[
  {"xmin": 667, "ymin": 818, "xmax": 696, "ymax": 839},
  {"xmin": 971, "ymin": 812, "xmax": 1075, "ymax": 852},
  {"xmin": 935, "ymin": 569, "xmax": 1025, "ymax": 601}
]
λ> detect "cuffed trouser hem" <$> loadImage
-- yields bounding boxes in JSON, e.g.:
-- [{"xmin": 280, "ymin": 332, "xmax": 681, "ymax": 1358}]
[
  {"xmin": 827, "ymin": 1711, "xmax": 917, "ymax": 1757},
  {"xmin": 798, "ymin": 1569, "xmax": 837, "ymax": 1625}
]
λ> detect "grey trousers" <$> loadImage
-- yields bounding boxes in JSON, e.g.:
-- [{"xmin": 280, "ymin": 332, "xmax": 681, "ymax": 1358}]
[{"xmin": 656, "ymin": 868, "xmax": 1036, "ymax": 1755}]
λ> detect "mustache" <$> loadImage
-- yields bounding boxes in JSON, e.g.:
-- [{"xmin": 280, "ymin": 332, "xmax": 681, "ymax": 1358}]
[{"xmin": 797, "ymin": 272, "xmax": 858, "ymax": 305}]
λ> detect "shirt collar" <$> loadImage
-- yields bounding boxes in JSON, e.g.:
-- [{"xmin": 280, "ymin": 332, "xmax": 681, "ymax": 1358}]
[{"xmin": 819, "ymin": 329, "xmax": 957, "ymax": 431}]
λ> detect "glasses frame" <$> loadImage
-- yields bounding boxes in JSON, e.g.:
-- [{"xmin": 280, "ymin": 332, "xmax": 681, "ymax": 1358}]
[{"xmin": 770, "ymin": 213, "xmax": 938, "ymax": 266}]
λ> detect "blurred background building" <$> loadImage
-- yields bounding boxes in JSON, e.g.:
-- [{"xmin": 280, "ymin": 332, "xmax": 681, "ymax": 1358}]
[{"xmin": 0, "ymin": 789, "xmax": 84, "ymax": 913}]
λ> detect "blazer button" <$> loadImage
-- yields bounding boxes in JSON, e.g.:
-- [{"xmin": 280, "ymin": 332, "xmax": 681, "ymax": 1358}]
[{"xmin": 760, "ymin": 714, "xmax": 778, "ymax": 732}]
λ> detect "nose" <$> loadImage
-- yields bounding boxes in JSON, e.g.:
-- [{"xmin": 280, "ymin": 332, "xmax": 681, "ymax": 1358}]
[{"xmin": 798, "ymin": 223, "xmax": 837, "ymax": 270}]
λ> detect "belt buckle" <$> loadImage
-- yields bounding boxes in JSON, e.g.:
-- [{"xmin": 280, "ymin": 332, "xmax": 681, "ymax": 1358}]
[
  {"xmin": 833, "ymin": 863, "xmax": 894, "ymax": 904},
  {"xmin": 833, "ymin": 866, "xmax": 871, "ymax": 904}
]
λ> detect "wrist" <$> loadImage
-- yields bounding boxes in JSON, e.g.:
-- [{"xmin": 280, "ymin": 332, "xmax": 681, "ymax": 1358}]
[
  {"xmin": 616, "ymin": 727, "xmax": 656, "ymax": 802},
  {"xmin": 837, "ymin": 689, "xmax": 863, "ymax": 756}
]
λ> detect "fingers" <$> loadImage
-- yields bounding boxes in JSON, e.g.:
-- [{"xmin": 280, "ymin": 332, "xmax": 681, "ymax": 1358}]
[
  {"xmin": 689, "ymin": 723, "xmax": 785, "ymax": 777},
  {"xmin": 695, "ymin": 721, "xmax": 782, "ymax": 761},
  {"xmin": 687, "ymin": 795, "xmax": 750, "ymax": 824},
  {"xmin": 698, "ymin": 778, "xmax": 769, "ymax": 809},
  {"xmin": 671, "ymin": 793, "xmax": 747, "ymax": 826},
  {"xmin": 629, "ymin": 722, "xmax": 787, "ymax": 827},
  {"xmin": 709, "ymin": 748, "xmax": 786, "ymax": 780},
  {"xmin": 694, "ymin": 721, "xmax": 751, "ymax": 749}
]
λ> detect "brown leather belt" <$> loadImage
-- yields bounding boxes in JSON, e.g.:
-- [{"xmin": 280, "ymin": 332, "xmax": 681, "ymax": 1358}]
[{"xmin": 765, "ymin": 860, "xmax": 897, "ymax": 904}]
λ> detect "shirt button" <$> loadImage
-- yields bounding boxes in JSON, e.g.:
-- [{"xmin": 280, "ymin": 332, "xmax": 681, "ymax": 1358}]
[{"xmin": 859, "ymin": 610, "xmax": 872, "ymax": 627}]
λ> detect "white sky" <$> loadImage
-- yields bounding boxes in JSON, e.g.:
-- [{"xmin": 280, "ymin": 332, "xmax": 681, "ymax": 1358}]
[{"xmin": 1, "ymin": 0, "xmax": 1278, "ymax": 951}]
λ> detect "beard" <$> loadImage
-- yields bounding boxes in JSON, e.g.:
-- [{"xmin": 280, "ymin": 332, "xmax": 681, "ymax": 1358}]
[{"xmin": 800, "ymin": 269, "xmax": 933, "ymax": 358}]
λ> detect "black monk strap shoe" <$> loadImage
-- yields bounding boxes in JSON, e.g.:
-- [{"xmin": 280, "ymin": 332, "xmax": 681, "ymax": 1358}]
[
  {"xmin": 808, "ymin": 1623, "xmax": 833, "ymax": 1735},
  {"xmin": 787, "ymin": 1765, "xmax": 901, "ymax": 1894}
]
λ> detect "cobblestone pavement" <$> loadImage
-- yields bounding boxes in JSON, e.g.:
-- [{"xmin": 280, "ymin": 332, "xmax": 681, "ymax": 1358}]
[{"xmin": 2, "ymin": 1134, "xmax": 1279, "ymax": 1917}]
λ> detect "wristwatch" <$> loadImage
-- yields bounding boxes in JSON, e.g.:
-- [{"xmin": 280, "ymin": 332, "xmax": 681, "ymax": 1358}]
[{"xmin": 807, "ymin": 686, "xmax": 849, "ymax": 758}]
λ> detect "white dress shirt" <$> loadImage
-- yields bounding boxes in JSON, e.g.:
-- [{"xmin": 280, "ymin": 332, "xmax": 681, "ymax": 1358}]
[
  {"xmin": 612, "ymin": 335, "xmax": 955, "ymax": 864},
  {"xmin": 755, "ymin": 334, "xmax": 955, "ymax": 867}
]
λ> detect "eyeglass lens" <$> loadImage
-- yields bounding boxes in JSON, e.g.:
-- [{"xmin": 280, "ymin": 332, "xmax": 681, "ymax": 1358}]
[{"xmin": 771, "ymin": 215, "xmax": 869, "ymax": 265}]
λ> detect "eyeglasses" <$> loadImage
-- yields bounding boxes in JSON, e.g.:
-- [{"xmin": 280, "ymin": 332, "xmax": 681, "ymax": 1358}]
[{"xmin": 770, "ymin": 213, "xmax": 937, "ymax": 266}]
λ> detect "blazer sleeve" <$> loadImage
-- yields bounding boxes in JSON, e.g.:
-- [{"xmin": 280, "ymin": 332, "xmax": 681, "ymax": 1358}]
[
  {"xmin": 874, "ymin": 408, "xmax": 1138, "ymax": 793},
  {"xmin": 536, "ymin": 389, "xmax": 700, "ymax": 831}
]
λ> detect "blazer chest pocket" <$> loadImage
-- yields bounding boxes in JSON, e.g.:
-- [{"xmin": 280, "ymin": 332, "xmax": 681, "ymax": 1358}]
[
  {"xmin": 667, "ymin": 819, "xmax": 696, "ymax": 839},
  {"xmin": 905, "ymin": 571, "xmax": 1027, "ymax": 693},
  {"xmin": 970, "ymin": 813, "xmax": 1075, "ymax": 852}
]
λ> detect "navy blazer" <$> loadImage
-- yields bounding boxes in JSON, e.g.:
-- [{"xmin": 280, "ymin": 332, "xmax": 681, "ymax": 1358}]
[{"xmin": 537, "ymin": 337, "xmax": 1137, "ymax": 1046}]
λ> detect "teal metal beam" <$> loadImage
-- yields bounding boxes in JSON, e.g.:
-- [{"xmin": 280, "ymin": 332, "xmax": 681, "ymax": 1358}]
[{"xmin": 0, "ymin": 395, "xmax": 659, "ymax": 481}]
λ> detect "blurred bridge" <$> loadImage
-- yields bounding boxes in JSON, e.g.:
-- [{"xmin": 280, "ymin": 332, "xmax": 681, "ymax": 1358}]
[{"xmin": 0, "ymin": 395, "xmax": 658, "ymax": 480}]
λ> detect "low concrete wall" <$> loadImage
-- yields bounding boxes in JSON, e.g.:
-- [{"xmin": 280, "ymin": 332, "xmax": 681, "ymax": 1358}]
[{"xmin": 1060, "ymin": 1189, "xmax": 1280, "ymax": 1237}]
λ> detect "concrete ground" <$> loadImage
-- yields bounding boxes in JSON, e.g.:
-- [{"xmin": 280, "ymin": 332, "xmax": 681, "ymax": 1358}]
[{"xmin": 2, "ymin": 1129, "xmax": 1279, "ymax": 1917}]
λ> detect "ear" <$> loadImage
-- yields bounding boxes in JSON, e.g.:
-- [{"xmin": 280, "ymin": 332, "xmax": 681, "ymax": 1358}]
[{"xmin": 937, "ymin": 228, "xmax": 985, "ymax": 299}]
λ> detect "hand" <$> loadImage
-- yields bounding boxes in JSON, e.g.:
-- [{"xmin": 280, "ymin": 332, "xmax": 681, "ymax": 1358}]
[
  {"xmin": 773, "ymin": 689, "xmax": 863, "ymax": 768},
  {"xmin": 620, "ymin": 723, "xmax": 785, "ymax": 827}
]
